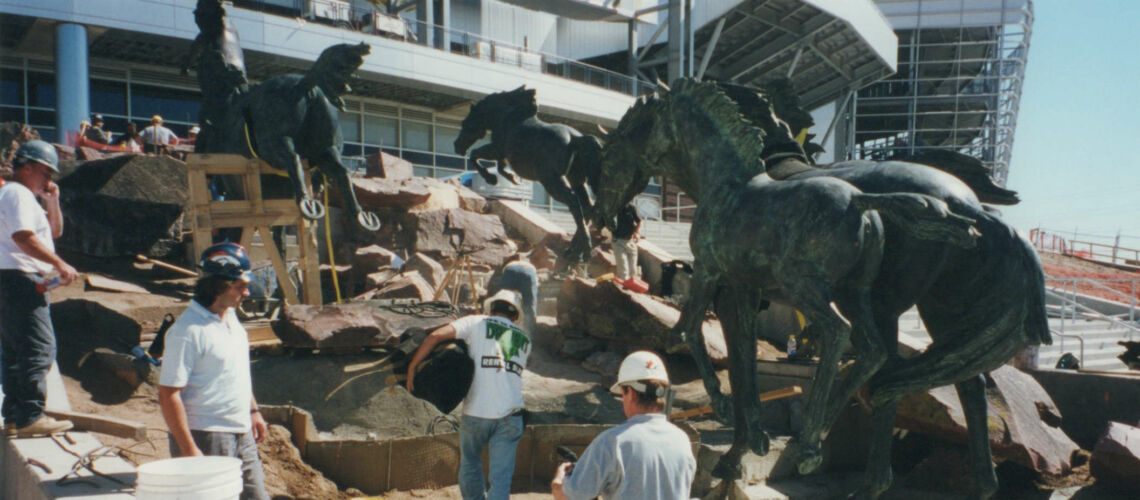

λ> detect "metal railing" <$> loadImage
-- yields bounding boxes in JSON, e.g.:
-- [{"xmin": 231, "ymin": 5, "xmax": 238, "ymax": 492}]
[
  {"xmin": 232, "ymin": 0, "xmax": 654, "ymax": 96},
  {"xmin": 1048, "ymin": 328, "xmax": 1085, "ymax": 368},
  {"xmin": 1047, "ymin": 276, "xmax": 1139, "ymax": 325},
  {"xmin": 1045, "ymin": 286, "xmax": 1139, "ymax": 342}
]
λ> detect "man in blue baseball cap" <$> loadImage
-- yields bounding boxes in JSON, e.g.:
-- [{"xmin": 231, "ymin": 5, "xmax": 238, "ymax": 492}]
[{"xmin": 158, "ymin": 242, "xmax": 269, "ymax": 500}]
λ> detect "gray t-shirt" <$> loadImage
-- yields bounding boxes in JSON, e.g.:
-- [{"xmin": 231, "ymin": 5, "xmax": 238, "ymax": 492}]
[{"xmin": 562, "ymin": 413, "xmax": 696, "ymax": 500}]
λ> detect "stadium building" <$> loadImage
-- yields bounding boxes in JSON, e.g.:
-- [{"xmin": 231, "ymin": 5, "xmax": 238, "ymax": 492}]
[{"xmin": 0, "ymin": 0, "xmax": 1028, "ymax": 217}]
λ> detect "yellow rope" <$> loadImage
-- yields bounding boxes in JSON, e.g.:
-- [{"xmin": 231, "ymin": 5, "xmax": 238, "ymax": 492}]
[
  {"xmin": 323, "ymin": 177, "xmax": 342, "ymax": 304},
  {"xmin": 246, "ymin": 122, "xmax": 340, "ymax": 303}
]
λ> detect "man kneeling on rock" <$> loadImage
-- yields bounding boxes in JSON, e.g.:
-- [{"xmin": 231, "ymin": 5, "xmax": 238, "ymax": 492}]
[
  {"xmin": 407, "ymin": 289, "xmax": 531, "ymax": 500},
  {"xmin": 552, "ymin": 351, "xmax": 696, "ymax": 500},
  {"xmin": 159, "ymin": 242, "xmax": 269, "ymax": 500}
]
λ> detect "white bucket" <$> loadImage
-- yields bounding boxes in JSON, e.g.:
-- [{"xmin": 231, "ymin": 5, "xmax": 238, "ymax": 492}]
[{"xmin": 135, "ymin": 456, "xmax": 243, "ymax": 500}]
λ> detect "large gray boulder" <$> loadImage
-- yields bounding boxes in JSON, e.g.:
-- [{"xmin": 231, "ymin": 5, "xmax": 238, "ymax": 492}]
[
  {"xmin": 557, "ymin": 278, "xmax": 727, "ymax": 365},
  {"xmin": 272, "ymin": 302, "xmax": 456, "ymax": 349},
  {"xmin": 56, "ymin": 154, "xmax": 189, "ymax": 257}
]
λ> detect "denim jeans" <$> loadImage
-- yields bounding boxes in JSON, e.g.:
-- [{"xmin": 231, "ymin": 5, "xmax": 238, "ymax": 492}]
[
  {"xmin": 170, "ymin": 430, "xmax": 269, "ymax": 500},
  {"xmin": 459, "ymin": 414, "xmax": 524, "ymax": 500},
  {"xmin": 0, "ymin": 271, "xmax": 56, "ymax": 428}
]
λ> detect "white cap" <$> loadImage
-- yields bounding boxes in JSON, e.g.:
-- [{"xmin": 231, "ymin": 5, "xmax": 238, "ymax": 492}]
[
  {"xmin": 189, "ymin": 126, "xmax": 201, "ymax": 134},
  {"xmin": 611, "ymin": 351, "xmax": 670, "ymax": 395},
  {"xmin": 483, "ymin": 289, "xmax": 523, "ymax": 318}
]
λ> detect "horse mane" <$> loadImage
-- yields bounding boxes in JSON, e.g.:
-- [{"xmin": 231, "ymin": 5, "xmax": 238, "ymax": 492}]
[
  {"xmin": 489, "ymin": 86, "xmax": 538, "ymax": 118},
  {"xmin": 607, "ymin": 93, "xmax": 663, "ymax": 146},
  {"xmin": 668, "ymin": 79, "xmax": 766, "ymax": 174}
]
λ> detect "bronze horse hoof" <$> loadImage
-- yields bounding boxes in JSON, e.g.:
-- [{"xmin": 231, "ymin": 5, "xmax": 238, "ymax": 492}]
[
  {"xmin": 357, "ymin": 211, "xmax": 382, "ymax": 231},
  {"xmin": 299, "ymin": 198, "xmax": 326, "ymax": 220},
  {"xmin": 796, "ymin": 446, "xmax": 823, "ymax": 475}
]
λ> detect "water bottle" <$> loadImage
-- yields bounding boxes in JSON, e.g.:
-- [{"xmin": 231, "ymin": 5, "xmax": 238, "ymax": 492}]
[
  {"xmin": 34, "ymin": 275, "xmax": 63, "ymax": 294},
  {"xmin": 787, "ymin": 334, "xmax": 797, "ymax": 357}
]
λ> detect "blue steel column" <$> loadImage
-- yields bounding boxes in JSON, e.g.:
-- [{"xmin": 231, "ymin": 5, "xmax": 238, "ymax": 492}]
[{"xmin": 54, "ymin": 23, "xmax": 90, "ymax": 144}]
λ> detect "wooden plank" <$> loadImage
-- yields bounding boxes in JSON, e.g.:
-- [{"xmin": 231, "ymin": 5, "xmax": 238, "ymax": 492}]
[
  {"xmin": 244, "ymin": 323, "xmax": 279, "ymax": 343},
  {"xmin": 206, "ymin": 213, "xmax": 307, "ymax": 229},
  {"xmin": 85, "ymin": 275, "xmax": 149, "ymax": 294},
  {"xmin": 297, "ymin": 220, "xmax": 323, "ymax": 305},
  {"xmin": 669, "ymin": 385, "xmax": 803, "ymax": 421},
  {"xmin": 44, "ymin": 409, "xmax": 148, "ymax": 441}
]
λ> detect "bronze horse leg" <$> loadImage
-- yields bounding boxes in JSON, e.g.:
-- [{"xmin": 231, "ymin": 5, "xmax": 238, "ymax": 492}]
[
  {"xmin": 260, "ymin": 135, "xmax": 324, "ymax": 220},
  {"xmin": 958, "ymin": 374, "xmax": 1000, "ymax": 499},
  {"xmin": 710, "ymin": 285, "xmax": 770, "ymax": 480},
  {"xmin": 314, "ymin": 145, "xmax": 381, "ymax": 231},
  {"xmin": 672, "ymin": 263, "xmax": 733, "ymax": 423},
  {"xmin": 468, "ymin": 143, "xmax": 504, "ymax": 185},
  {"xmin": 853, "ymin": 393, "xmax": 900, "ymax": 499}
]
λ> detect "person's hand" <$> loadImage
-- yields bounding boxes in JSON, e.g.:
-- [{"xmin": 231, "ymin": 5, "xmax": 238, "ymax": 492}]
[
  {"xmin": 56, "ymin": 261, "xmax": 79, "ymax": 286},
  {"xmin": 553, "ymin": 462, "xmax": 572, "ymax": 484},
  {"xmin": 405, "ymin": 372, "xmax": 415, "ymax": 394},
  {"xmin": 42, "ymin": 181, "xmax": 60, "ymax": 202},
  {"xmin": 251, "ymin": 411, "xmax": 268, "ymax": 443},
  {"xmin": 185, "ymin": 445, "xmax": 204, "ymax": 457}
]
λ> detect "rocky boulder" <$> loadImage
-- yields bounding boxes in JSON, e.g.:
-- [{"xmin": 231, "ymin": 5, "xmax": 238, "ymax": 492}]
[
  {"xmin": 395, "ymin": 208, "xmax": 516, "ymax": 268},
  {"xmin": 404, "ymin": 252, "xmax": 446, "ymax": 290},
  {"xmin": 57, "ymin": 154, "xmax": 189, "ymax": 258},
  {"xmin": 373, "ymin": 271, "xmax": 437, "ymax": 302},
  {"xmin": 557, "ymin": 278, "xmax": 727, "ymax": 365},
  {"xmin": 350, "ymin": 177, "xmax": 432, "ymax": 209},
  {"xmin": 272, "ymin": 302, "xmax": 456, "ymax": 349},
  {"xmin": 1091, "ymin": 421, "xmax": 1140, "ymax": 488},
  {"xmin": 364, "ymin": 151, "xmax": 413, "ymax": 180},
  {"xmin": 888, "ymin": 364, "xmax": 1081, "ymax": 476},
  {"xmin": 530, "ymin": 233, "xmax": 572, "ymax": 271}
]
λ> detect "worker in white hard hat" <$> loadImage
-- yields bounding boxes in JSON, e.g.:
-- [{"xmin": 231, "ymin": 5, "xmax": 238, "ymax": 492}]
[
  {"xmin": 552, "ymin": 351, "xmax": 696, "ymax": 500},
  {"xmin": 407, "ymin": 288, "xmax": 531, "ymax": 500}
]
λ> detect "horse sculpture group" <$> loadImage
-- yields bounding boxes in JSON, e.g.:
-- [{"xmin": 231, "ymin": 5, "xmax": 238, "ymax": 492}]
[
  {"xmin": 187, "ymin": 2, "xmax": 1047, "ymax": 494},
  {"xmin": 186, "ymin": 0, "xmax": 381, "ymax": 231},
  {"xmin": 591, "ymin": 79, "xmax": 1050, "ymax": 499}
]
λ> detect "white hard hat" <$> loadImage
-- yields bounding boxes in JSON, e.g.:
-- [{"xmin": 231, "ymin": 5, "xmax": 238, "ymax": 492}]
[
  {"xmin": 611, "ymin": 351, "xmax": 670, "ymax": 395},
  {"xmin": 483, "ymin": 289, "xmax": 523, "ymax": 318}
]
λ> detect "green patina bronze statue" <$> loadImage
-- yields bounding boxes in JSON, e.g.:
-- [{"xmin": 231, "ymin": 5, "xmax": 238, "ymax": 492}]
[
  {"xmin": 593, "ymin": 79, "xmax": 1050, "ymax": 499},
  {"xmin": 186, "ymin": 0, "xmax": 381, "ymax": 231}
]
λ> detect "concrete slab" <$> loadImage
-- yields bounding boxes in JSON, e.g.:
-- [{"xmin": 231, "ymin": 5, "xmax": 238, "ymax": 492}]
[
  {"xmin": 489, "ymin": 200, "xmax": 566, "ymax": 245},
  {"xmin": 1, "ymin": 432, "xmax": 135, "ymax": 499}
]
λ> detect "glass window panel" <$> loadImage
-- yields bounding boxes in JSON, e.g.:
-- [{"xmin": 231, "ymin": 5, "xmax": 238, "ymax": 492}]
[
  {"xmin": 435, "ymin": 154, "xmax": 464, "ymax": 169},
  {"xmin": 363, "ymin": 145, "xmax": 379, "ymax": 156},
  {"xmin": 363, "ymin": 114, "xmax": 397, "ymax": 147},
  {"xmin": 342, "ymin": 143, "xmax": 363, "ymax": 157},
  {"xmin": 401, "ymin": 150, "xmax": 433, "ymax": 165},
  {"xmin": 402, "ymin": 121, "xmax": 431, "ymax": 151},
  {"xmin": 338, "ymin": 111, "xmax": 361, "ymax": 143},
  {"xmin": 26, "ymin": 72, "xmax": 54, "ymax": 108},
  {"xmin": 0, "ymin": 106, "xmax": 23, "ymax": 123},
  {"xmin": 27, "ymin": 108, "xmax": 54, "ymax": 126},
  {"xmin": 130, "ymin": 84, "xmax": 200, "ymax": 125},
  {"xmin": 0, "ymin": 67, "xmax": 23, "ymax": 106},
  {"xmin": 414, "ymin": 166, "xmax": 434, "ymax": 177},
  {"xmin": 434, "ymin": 125, "xmax": 459, "ymax": 153},
  {"xmin": 90, "ymin": 79, "xmax": 127, "ymax": 116}
]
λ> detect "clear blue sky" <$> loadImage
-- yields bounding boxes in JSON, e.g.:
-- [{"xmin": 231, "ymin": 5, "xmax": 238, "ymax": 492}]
[{"xmin": 1003, "ymin": 0, "xmax": 1140, "ymax": 248}]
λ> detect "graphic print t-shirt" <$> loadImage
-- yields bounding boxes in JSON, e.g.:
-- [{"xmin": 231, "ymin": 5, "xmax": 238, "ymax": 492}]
[{"xmin": 452, "ymin": 314, "xmax": 531, "ymax": 419}]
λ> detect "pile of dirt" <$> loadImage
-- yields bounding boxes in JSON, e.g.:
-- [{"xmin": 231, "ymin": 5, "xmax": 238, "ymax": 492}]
[
  {"xmin": 261, "ymin": 424, "xmax": 349, "ymax": 499},
  {"xmin": 251, "ymin": 353, "xmax": 446, "ymax": 440}
]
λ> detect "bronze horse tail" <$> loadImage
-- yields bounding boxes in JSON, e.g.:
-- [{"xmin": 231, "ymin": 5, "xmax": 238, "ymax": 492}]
[
  {"xmin": 567, "ymin": 134, "xmax": 603, "ymax": 190},
  {"xmin": 851, "ymin": 192, "xmax": 980, "ymax": 249}
]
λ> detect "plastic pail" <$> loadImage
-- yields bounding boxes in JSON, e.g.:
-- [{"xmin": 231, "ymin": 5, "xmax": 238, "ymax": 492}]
[{"xmin": 135, "ymin": 456, "xmax": 243, "ymax": 500}]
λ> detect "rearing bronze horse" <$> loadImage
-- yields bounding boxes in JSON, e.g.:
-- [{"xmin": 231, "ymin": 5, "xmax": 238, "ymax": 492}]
[
  {"xmin": 595, "ymin": 79, "xmax": 1049, "ymax": 499},
  {"xmin": 454, "ymin": 86, "xmax": 603, "ymax": 262}
]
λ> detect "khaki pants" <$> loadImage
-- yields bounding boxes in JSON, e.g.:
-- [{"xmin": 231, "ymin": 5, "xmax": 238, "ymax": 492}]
[{"xmin": 614, "ymin": 238, "xmax": 639, "ymax": 280}]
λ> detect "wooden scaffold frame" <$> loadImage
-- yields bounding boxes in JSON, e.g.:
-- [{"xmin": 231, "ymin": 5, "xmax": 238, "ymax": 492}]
[{"xmin": 186, "ymin": 153, "xmax": 322, "ymax": 305}]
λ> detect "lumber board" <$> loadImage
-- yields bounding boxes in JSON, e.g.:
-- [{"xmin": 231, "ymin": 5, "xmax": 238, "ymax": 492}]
[{"xmin": 44, "ymin": 409, "xmax": 148, "ymax": 441}]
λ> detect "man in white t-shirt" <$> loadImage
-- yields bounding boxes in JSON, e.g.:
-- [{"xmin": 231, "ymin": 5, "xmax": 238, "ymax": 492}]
[
  {"xmin": 407, "ymin": 289, "xmax": 531, "ymax": 500},
  {"xmin": 0, "ymin": 140, "xmax": 79, "ymax": 438},
  {"xmin": 159, "ymin": 242, "xmax": 268, "ymax": 500},
  {"xmin": 138, "ymin": 114, "xmax": 178, "ymax": 154}
]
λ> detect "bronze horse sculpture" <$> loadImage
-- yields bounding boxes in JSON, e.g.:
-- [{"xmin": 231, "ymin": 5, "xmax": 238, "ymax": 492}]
[
  {"xmin": 185, "ymin": 0, "xmax": 381, "ymax": 231},
  {"xmin": 454, "ymin": 86, "xmax": 603, "ymax": 262},
  {"xmin": 595, "ymin": 79, "xmax": 1050, "ymax": 499}
]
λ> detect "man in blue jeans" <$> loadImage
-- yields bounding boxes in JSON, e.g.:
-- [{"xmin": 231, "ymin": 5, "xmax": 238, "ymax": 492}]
[
  {"xmin": 0, "ymin": 141, "xmax": 78, "ymax": 438},
  {"xmin": 407, "ymin": 289, "xmax": 531, "ymax": 500}
]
